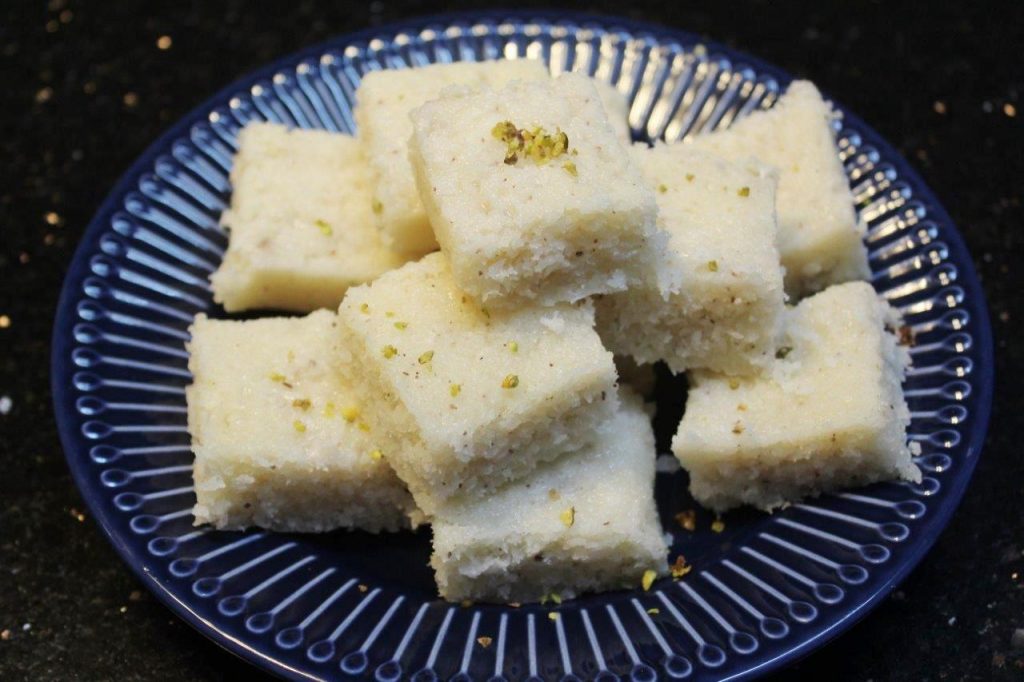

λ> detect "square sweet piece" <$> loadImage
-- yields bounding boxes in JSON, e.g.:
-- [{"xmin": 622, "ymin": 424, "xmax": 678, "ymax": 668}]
[
  {"xmin": 689, "ymin": 80, "xmax": 870, "ymax": 297},
  {"xmin": 187, "ymin": 310, "xmax": 416, "ymax": 532},
  {"xmin": 673, "ymin": 281, "xmax": 921, "ymax": 512},
  {"xmin": 596, "ymin": 145, "xmax": 786, "ymax": 376},
  {"xmin": 336, "ymin": 252, "xmax": 619, "ymax": 516},
  {"xmin": 431, "ymin": 389, "xmax": 668, "ymax": 602},
  {"xmin": 211, "ymin": 123, "xmax": 410, "ymax": 313},
  {"xmin": 409, "ymin": 72, "xmax": 662, "ymax": 308},
  {"xmin": 355, "ymin": 59, "xmax": 550, "ymax": 254}
]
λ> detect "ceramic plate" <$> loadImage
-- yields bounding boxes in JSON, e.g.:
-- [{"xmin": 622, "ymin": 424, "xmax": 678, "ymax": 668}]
[{"xmin": 52, "ymin": 12, "xmax": 993, "ymax": 681}]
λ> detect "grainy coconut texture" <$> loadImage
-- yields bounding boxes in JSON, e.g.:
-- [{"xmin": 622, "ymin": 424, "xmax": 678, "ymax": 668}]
[
  {"xmin": 673, "ymin": 281, "xmax": 921, "ymax": 512},
  {"xmin": 355, "ymin": 59, "xmax": 550, "ymax": 254},
  {"xmin": 431, "ymin": 389, "xmax": 668, "ymax": 603},
  {"xmin": 211, "ymin": 123, "xmax": 409, "ymax": 313},
  {"xmin": 408, "ymin": 72, "xmax": 662, "ymax": 308},
  {"xmin": 336, "ymin": 253, "xmax": 619, "ymax": 517},
  {"xmin": 596, "ymin": 144, "xmax": 785, "ymax": 376},
  {"xmin": 187, "ymin": 310, "xmax": 417, "ymax": 533},
  {"xmin": 688, "ymin": 80, "xmax": 870, "ymax": 297}
]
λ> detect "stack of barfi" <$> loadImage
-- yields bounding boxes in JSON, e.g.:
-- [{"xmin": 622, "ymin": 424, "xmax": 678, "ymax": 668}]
[{"xmin": 186, "ymin": 61, "xmax": 920, "ymax": 605}]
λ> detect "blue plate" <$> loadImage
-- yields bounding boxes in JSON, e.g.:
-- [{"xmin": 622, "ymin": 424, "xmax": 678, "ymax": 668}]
[{"xmin": 52, "ymin": 12, "xmax": 993, "ymax": 681}]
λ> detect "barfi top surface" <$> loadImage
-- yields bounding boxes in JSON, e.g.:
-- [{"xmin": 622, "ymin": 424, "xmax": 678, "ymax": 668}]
[
  {"xmin": 681, "ymin": 281, "xmax": 910, "ymax": 454},
  {"xmin": 433, "ymin": 390, "xmax": 659, "ymax": 540},
  {"xmin": 409, "ymin": 72, "xmax": 654, "ymax": 253},
  {"xmin": 337, "ymin": 253, "xmax": 614, "ymax": 449},
  {"xmin": 689, "ymin": 80, "xmax": 858, "ymax": 254},
  {"xmin": 222, "ymin": 123, "xmax": 406, "ymax": 276},
  {"xmin": 187, "ymin": 311, "xmax": 380, "ymax": 470},
  {"xmin": 355, "ymin": 60, "xmax": 550, "ymax": 224},
  {"xmin": 633, "ymin": 144, "xmax": 782, "ymax": 286}
]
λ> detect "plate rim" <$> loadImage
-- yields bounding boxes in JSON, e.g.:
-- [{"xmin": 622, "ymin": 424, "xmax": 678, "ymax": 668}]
[{"xmin": 51, "ymin": 9, "xmax": 995, "ymax": 680}]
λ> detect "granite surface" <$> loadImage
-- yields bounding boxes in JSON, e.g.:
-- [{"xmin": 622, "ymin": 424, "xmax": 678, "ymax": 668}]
[{"xmin": 1, "ymin": 1, "xmax": 1022, "ymax": 679}]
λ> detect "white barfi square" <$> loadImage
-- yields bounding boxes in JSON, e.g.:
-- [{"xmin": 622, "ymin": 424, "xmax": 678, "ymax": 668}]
[
  {"xmin": 596, "ymin": 145, "xmax": 786, "ymax": 376},
  {"xmin": 673, "ymin": 282, "xmax": 921, "ymax": 512},
  {"xmin": 355, "ymin": 59, "xmax": 550, "ymax": 254},
  {"xmin": 187, "ymin": 310, "xmax": 416, "ymax": 532},
  {"xmin": 336, "ymin": 252, "xmax": 619, "ymax": 516},
  {"xmin": 409, "ymin": 72, "xmax": 662, "ymax": 308},
  {"xmin": 211, "ymin": 123, "xmax": 410, "ymax": 313},
  {"xmin": 431, "ymin": 390, "xmax": 668, "ymax": 602},
  {"xmin": 689, "ymin": 80, "xmax": 870, "ymax": 297}
]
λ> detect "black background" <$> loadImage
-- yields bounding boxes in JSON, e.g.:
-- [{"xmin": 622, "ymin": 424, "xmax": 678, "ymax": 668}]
[{"xmin": 2, "ymin": 1, "xmax": 1022, "ymax": 680}]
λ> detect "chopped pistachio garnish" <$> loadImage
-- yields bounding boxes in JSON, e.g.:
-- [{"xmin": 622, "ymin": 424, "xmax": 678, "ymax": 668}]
[
  {"xmin": 371, "ymin": 198, "xmax": 383, "ymax": 215},
  {"xmin": 657, "ymin": 183, "xmax": 668, "ymax": 193},
  {"xmin": 670, "ymin": 555, "xmax": 692, "ymax": 579},
  {"xmin": 548, "ymin": 612, "xmax": 559, "ymax": 621},
  {"xmin": 549, "ymin": 593, "xmax": 562, "ymax": 605},
  {"xmin": 449, "ymin": 383, "xmax": 461, "ymax": 397},
  {"xmin": 647, "ymin": 608, "xmax": 660, "ymax": 615},
  {"xmin": 559, "ymin": 506, "xmax": 575, "ymax": 527},
  {"xmin": 641, "ymin": 569, "xmax": 657, "ymax": 592},
  {"xmin": 394, "ymin": 321, "xmax": 408, "ymax": 330},
  {"xmin": 775, "ymin": 346, "xmax": 793, "ymax": 359},
  {"xmin": 562, "ymin": 161, "xmax": 578, "ymax": 177},
  {"xmin": 269, "ymin": 372, "xmax": 286, "ymax": 383},
  {"xmin": 480, "ymin": 306, "xmax": 490, "ymax": 319},
  {"xmin": 341, "ymin": 405, "xmax": 360, "ymax": 422},
  {"xmin": 502, "ymin": 374, "xmax": 519, "ymax": 389},
  {"xmin": 314, "ymin": 218, "xmax": 332, "ymax": 236},
  {"xmin": 492, "ymin": 120, "xmax": 576, "ymax": 167},
  {"xmin": 357, "ymin": 421, "xmax": 371, "ymax": 433},
  {"xmin": 385, "ymin": 311, "xmax": 395, "ymax": 318},
  {"xmin": 508, "ymin": 340, "xmax": 518, "ymax": 353},
  {"xmin": 359, "ymin": 303, "xmax": 370, "ymax": 314},
  {"xmin": 711, "ymin": 518, "xmax": 726, "ymax": 533},
  {"xmin": 382, "ymin": 345, "xmax": 398, "ymax": 359},
  {"xmin": 292, "ymin": 398, "xmax": 312, "ymax": 410},
  {"xmin": 547, "ymin": 488, "xmax": 560, "ymax": 501},
  {"xmin": 685, "ymin": 173, "xmax": 695, "ymax": 182},
  {"xmin": 728, "ymin": 378, "xmax": 740, "ymax": 390},
  {"xmin": 738, "ymin": 186, "xmax": 750, "ymax": 197},
  {"xmin": 707, "ymin": 260, "xmax": 719, "ymax": 272},
  {"xmin": 293, "ymin": 420, "xmax": 306, "ymax": 433},
  {"xmin": 369, "ymin": 449, "xmax": 383, "ymax": 461},
  {"xmin": 323, "ymin": 401, "xmax": 337, "ymax": 417},
  {"xmin": 418, "ymin": 350, "xmax": 434, "ymax": 365},
  {"xmin": 674, "ymin": 509, "xmax": 697, "ymax": 532},
  {"xmin": 477, "ymin": 636, "xmax": 493, "ymax": 648}
]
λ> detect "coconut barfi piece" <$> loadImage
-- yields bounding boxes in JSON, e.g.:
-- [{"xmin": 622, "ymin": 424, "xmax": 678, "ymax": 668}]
[
  {"xmin": 355, "ymin": 59, "xmax": 550, "ymax": 254},
  {"xmin": 673, "ymin": 282, "xmax": 920, "ymax": 512},
  {"xmin": 689, "ymin": 80, "xmax": 869, "ymax": 297},
  {"xmin": 187, "ymin": 311, "xmax": 416, "ymax": 533},
  {"xmin": 336, "ymin": 252, "xmax": 618, "ymax": 516},
  {"xmin": 596, "ymin": 145, "xmax": 785, "ymax": 376},
  {"xmin": 210, "ymin": 124, "xmax": 409, "ymax": 313},
  {"xmin": 592, "ymin": 78, "xmax": 632, "ymax": 142},
  {"xmin": 431, "ymin": 390, "xmax": 668, "ymax": 602},
  {"xmin": 409, "ymin": 72, "xmax": 662, "ymax": 308}
]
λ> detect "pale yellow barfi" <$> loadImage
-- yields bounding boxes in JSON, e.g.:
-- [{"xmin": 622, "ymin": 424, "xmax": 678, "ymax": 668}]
[
  {"xmin": 596, "ymin": 145, "xmax": 786, "ymax": 376},
  {"xmin": 431, "ymin": 389, "xmax": 668, "ymax": 602},
  {"xmin": 336, "ymin": 253, "xmax": 618, "ymax": 516},
  {"xmin": 689, "ymin": 80, "xmax": 870, "ymax": 297},
  {"xmin": 409, "ymin": 72, "xmax": 662, "ymax": 308},
  {"xmin": 210, "ymin": 124, "xmax": 409, "ymax": 313},
  {"xmin": 187, "ymin": 311, "xmax": 416, "ymax": 532},
  {"xmin": 355, "ymin": 59, "xmax": 550, "ymax": 254},
  {"xmin": 673, "ymin": 282, "xmax": 920, "ymax": 512}
]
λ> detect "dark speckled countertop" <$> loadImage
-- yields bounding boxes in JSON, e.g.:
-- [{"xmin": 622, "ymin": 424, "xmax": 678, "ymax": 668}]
[{"xmin": 2, "ymin": 1, "xmax": 1022, "ymax": 679}]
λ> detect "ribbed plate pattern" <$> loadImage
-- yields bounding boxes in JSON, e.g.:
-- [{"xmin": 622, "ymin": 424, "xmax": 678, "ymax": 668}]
[{"xmin": 51, "ymin": 13, "xmax": 993, "ymax": 681}]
